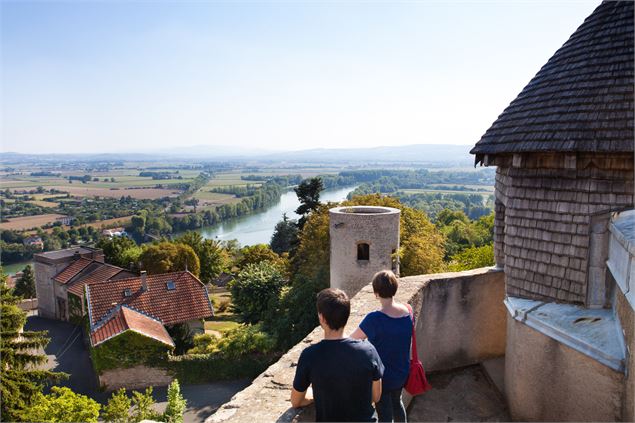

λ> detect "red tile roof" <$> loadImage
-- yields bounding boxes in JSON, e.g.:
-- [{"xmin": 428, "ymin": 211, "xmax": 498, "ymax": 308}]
[
  {"xmin": 53, "ymin": 258, "xmax": 93, "ymax": 283},
  {"xmin": 87, "ymin": 271, "xmax": 213, "ymax": 327},
  {"xmin": 67, "ymin": 264, "xmax": 133, "ymax": 297},
  {"xmin": 90, "ymin": 305, "xmax": 174, "ymax": 347}
]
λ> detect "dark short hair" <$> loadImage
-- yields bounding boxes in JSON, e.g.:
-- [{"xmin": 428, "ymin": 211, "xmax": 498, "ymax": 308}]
[
  {"xmin": 316, "ymin": 288, "xmax": 350, "ymax": 330},
  {"xmin": 372, "ymin": 270, "xmax": 399, "ymax": 298}
]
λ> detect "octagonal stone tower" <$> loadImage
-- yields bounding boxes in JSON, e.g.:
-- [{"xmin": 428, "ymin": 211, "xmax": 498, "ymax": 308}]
[{"xmin": 329, "ymin": 206, "xmax": 400, "ymax": 296}]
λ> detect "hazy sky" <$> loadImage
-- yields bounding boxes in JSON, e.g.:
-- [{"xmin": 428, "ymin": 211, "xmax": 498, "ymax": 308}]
[{"xmin": 1, "ymin": 0, "xmax": 599, "ymax": 154}]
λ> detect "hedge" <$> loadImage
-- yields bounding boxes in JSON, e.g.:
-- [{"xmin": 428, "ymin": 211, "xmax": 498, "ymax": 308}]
[{"xmin": 168, "ymin": 353, "xmax": 280, "ymax": 384}]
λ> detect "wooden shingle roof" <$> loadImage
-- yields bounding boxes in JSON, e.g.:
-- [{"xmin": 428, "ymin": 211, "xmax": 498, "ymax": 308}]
[{"xmin": 471, "ymin": 1, "xmax": 634, "ymax": 160}]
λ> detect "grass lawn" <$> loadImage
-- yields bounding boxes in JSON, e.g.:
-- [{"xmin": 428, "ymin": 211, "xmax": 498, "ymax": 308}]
[{"xmin": 204, "ymin": 320, "xmax": 241, "ymax": 333}]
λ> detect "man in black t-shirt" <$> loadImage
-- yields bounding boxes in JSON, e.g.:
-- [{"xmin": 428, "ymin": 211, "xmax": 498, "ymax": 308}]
[{"xmin": 290, "ymin": 288, "xmax": 384, "ymax": 422}]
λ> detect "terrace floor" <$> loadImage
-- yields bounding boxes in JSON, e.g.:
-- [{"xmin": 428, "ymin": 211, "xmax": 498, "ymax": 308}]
[{"xmin": 408, "ymin": 362, "xmax": 509, "ymax": 422}]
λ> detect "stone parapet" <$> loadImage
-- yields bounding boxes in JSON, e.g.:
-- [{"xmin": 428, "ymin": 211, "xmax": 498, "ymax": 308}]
[{"xmin": 207, "ymin": 267, "xmax": 505, "ymax": 423}]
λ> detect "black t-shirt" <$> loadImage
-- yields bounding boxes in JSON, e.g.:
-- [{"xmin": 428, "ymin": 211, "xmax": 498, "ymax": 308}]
[{"xmin": 292, "ymin": 338, "xmax": 384, "ymax": 422}]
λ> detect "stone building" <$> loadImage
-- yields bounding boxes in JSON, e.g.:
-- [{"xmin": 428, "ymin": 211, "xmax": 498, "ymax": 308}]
[
  {"xmin": 34, "ymin": 246, "xmax": 107, "ymax": 320},
  {"xmin": 470, "ymin": 1, "xmax": 634, "ymax": 420},
  {"xmin": 329, "ymin": 206, "xmax": 400, "ymax": 296},
  {"xmin": 471, "ymin": 0, "xmax": 634, "ymax": 306}
]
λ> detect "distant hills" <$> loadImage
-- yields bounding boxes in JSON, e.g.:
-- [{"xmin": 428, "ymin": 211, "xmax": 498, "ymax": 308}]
[{"xmin": 0, "ymin": 144, "xmax": 476, "ymax": 166}]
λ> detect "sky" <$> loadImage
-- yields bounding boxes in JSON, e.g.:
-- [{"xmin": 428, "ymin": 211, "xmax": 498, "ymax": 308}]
[{"xmin": 1, "ymin": 0, "xmax": 600, "ymax": 155}]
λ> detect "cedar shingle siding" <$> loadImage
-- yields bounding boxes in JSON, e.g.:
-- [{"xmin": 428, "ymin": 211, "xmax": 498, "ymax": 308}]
[{"xmin": 471, "ymin": 1, "xmax": 635, "ymax": 305}]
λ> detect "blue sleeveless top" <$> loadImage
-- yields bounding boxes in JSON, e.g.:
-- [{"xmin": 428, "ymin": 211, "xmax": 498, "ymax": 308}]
[{"xmin": 359, "ymin": 310, "xmax": 413, "ymax": 390}]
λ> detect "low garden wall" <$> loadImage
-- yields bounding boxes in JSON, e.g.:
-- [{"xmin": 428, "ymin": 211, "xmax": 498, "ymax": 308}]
[
  {"xmin": 99, "ymin": 365, "xmax": 174, "ymax": 391},
  {"xmin": 207, "ymin": 267, "xmax": 506, "ymax": 423}
]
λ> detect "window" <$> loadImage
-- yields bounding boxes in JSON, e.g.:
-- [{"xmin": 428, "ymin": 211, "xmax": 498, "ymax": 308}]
[
  {"xmin": 123, "ymin": 289, "xmax": 132, "ymax": 297},
  {"xmin": 357, "ymin": 243, "xmax": 370, "ymax": 261},
  {"xmin": 166, "ymin": 281, "xmax": 176, "ymax": 290}
]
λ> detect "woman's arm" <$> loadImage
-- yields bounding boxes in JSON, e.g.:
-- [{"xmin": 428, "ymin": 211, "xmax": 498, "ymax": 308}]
[
  {"xmin": 349, "ymin": 327, "xmax": 367, "ymax": 340},
  {"xmin": 372, "ymin": 379, "xmax": 382, "ymax": 404}
]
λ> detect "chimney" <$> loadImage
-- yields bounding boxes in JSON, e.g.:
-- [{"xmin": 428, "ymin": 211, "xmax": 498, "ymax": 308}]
[
  {"xmin": 73, "ymin": 251, "xmax": 81, "ymax": 260},
  {"xmin": 129, "ymin": 262, "xmax": 134, "ymax": 271},
  {"xmin": 141, "ymin": 271, "xmax": 148, "ymax": 291}
]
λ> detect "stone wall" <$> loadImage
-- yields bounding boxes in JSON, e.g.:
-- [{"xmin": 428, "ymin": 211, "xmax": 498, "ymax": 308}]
[
  {"xmin": 207, "ymin": 267, "xmax": 505, "ymax": 423},
  {"xmin": 505, "ymin": 316, "xmax": 624, "ymax": 421},
  {"xmin": 616, "ymin": 288, "xmax": 635, "ymax": 422},
  {"xmin": 329, "ymin": 206, "xmax": 400, "ymax": 297},
  {"xmin": 34, "ymin": 260, "xmax": 67, "ymax": 319},
  {"xmin": 494, "ymin": 153, "xmax": 634, "ymax": 305},
  {"xmin": 98, "ymin": 365, "xmax": 173, "ymax": 391}
]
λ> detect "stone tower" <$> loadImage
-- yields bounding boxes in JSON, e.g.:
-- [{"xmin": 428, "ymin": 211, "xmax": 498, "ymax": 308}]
[{"xmin": 329, "ymin": 206, "xmax": 400, "ymax": 296}]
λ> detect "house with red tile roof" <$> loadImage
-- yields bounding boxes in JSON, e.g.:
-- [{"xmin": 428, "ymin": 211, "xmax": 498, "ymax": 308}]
[
  {"xmin": 86, "ymin": 270, "xmax": 214, "ymax": 348},
  {"xmin": 34, "ymin": 247, "xmax": 136, "ymax": 322}
]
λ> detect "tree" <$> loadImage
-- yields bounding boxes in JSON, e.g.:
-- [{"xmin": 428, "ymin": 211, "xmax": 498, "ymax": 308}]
[
  {"xmin": 294, "ymin": 177, "xmax": 324, "ymax": 229},
  {"xmin": 236, "ymin": 244, "xmax": 284, "ymax": 270},
  {"xmin": 131, "ymin": 387, "xmax": 161, "ymax": 422},
  {"xmin": 102, "ymin": 388, "xmax": 132, "ymax": 423},
  {"xmin": 448, "ymin": 244, "xmax": 495, "ymax": 271},
  {"xmin": 163, "ymin": 379, "xmax": 187, "ymax": 423},
  {"xmin": 0, "ymin": 268, "xmax": 65, "ymax": 421},
  {"xmin": 270, "ymin": 213, "xmax": 299, "ymax": 255},
  {"xmin": 139, "ymin": 242, "xmax": 200, "ymax": 277},
  {"xmin": 14, "ymin": 264, "xmax": 36, "ymax": 298},
  {"xmin": 229, "ymin": 261, "xmax": 287, "ymax": 323},
  {"xmin": 97, "ymin": 236, "xmax": 141, "ymax": 268},
  {"xmin": 19, "ymin": 386, "xmax": 100, "ymax": 423},
  {"xmin": 177, "ymin": 232, "xmax": 229, "ymax": 283}
]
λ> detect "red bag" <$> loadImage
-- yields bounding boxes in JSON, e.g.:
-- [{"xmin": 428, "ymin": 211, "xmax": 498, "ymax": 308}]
[{"xmin": 404, "ymin": 304, "xmax": 432, "ymax": 396}]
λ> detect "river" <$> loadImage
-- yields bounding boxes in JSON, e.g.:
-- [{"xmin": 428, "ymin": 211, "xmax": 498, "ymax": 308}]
[
  {"xmin": 1, "ymin": 186, "xmax": 356, "ymax": 275},
  {"xmin": 192, "ymin": 186, "xmax": 355, "ymax": 246}
]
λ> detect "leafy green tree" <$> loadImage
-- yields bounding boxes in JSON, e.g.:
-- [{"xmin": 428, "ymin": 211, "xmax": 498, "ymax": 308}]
[
  {"xmin": 294, "ymin": 177, "xmax": 324, "ymax": 229},
  {"xmin": 131, "ymin": 386, "xmax": 161, "ymax": 422},
  {"xmin": 163, "ymin": 379, "xmax": 187, "ymax": 423},
  {"xmin": 0, "ymin": 269, "xmax": 65, "ymax": 421},
  {"xmin": 436, "ymin": 209, "xmax": 470, "ymax": 227},
  {"xmin": 139, "ymin": 242, "xmax": 200, "ymax": 277},
  {"xmin": 229, "ymin": 261, "xmax": 287, "ymax": 323},
  {"xmin": 102, "ymin": 388, "xmax": 132, "ymax": 423},
  {"xmin": 19, "ymin": 386, "xmax": 100, "ymax": 423},
  {"xmin": 270, "ymin": 213, "xmax": 299, "ymax": 255},
  {"xmin": 14, "ymin": 264, "xmax": 36, "ymax": 298},
  {"xmin": 236, "ymin": 244, "xmax": 285, "ymax": 271},
  {"xmin": 97, "ymin": 236, "xmax": 141, "ymax": 268},
  {"xmin": 177, "ymin": 232, "xmax": 229, "ymax": 283},
  {"xmin": 448, "ymin": 244, "xmax": 495, "ymax": 271}
]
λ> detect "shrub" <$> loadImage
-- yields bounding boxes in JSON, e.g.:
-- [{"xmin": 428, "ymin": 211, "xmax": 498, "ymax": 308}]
[
  {"xmin": 164, "ymin": 380, "xmax": 186, "ymax": 423},
  {"xmin": 20, "ymin": 387, "xmax": 101, "ymax": 423},
  {"xmin": 217, "ymin": 297, "xmax": 231, "ymax": 313}
]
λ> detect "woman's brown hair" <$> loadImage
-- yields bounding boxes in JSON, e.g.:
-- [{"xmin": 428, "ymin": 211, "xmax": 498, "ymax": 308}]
[{"xmin": 372, "ymin": 270, "xmax": 399, "ymax": 298}]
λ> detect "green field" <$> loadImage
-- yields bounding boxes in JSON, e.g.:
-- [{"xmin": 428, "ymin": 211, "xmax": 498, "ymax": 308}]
[{"xmin": 399, "ymin": 188, "xmax": 493, "ymax": 196}]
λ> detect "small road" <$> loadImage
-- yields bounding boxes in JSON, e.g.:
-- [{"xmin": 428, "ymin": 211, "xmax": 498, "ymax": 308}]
[{"xmin": 25, "ymin": 315, "xmax": 250, "ymax": 422}]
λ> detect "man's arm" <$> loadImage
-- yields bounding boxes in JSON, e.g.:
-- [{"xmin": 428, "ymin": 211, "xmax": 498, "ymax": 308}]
[
  {"xmin": 290, "ymin": 387, "xmax": 314, "ymax": 408},
  {"xmin": 372, "ymin": 379, "xmax": 382, "ymax": 404}
]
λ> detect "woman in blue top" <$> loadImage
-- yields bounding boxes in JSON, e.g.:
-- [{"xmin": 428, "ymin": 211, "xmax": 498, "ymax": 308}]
[{"xmin": 351, "ymin": 270, "xmax": 412, "ymax": 422}]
